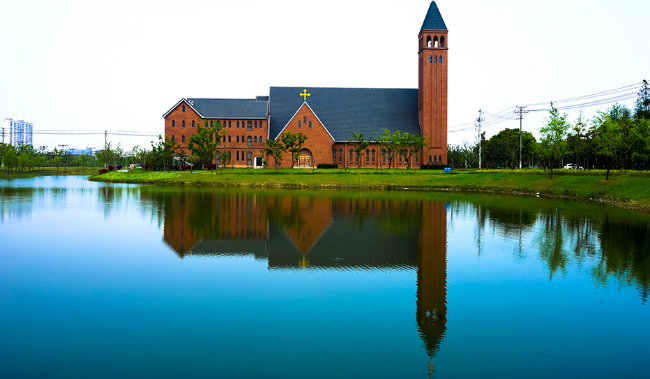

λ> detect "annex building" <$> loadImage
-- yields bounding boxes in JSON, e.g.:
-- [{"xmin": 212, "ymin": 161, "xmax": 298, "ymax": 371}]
[{"xmin": 163, "ymin": 1, "xmax": 449, "ymax": 168}]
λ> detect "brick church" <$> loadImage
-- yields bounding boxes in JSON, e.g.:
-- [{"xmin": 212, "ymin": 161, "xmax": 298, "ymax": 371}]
[{"xmin": 163, "ymin": 2, "xmax": 448, "ymax": 168}]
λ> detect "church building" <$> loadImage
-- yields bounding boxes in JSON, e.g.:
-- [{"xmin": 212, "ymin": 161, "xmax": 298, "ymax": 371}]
[{"xmin": 162, "ymin": 2, "xmax": 448, "ymax": 168}]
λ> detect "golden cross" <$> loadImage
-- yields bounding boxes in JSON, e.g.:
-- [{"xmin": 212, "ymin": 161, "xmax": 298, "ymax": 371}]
[{"xmin": 300, "ymin": 89, "xmax": 310, "ymax": 102}]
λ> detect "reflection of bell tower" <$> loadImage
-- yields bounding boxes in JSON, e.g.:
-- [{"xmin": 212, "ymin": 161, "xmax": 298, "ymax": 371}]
[
  {"xmin": 418, "ymin": 1, "xmax": 448, "ymax": 165},
  {"xmin": 416, "ymin": 200, "xmax": 448, "ymax": 357}
]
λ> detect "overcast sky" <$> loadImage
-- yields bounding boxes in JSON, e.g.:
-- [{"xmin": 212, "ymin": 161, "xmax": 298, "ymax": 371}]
[{"xmin": 1, "ymin": 0, "xmax": 648, "ymax": 151}]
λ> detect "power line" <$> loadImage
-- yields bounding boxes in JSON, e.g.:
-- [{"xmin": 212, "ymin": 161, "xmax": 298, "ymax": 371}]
[{"xmin": 449, "ymin": 81, "xmax": 643, "ymax": 133}]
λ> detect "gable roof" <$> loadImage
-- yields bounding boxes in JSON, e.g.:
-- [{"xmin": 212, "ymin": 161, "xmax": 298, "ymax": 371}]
[
  {"xmin": 269, "ymin": 87, "xmax": 420, "ymax": 142},
  {"xmin": 162, "ymin": 98, "xmax": 268, "ymax": 119},
  {"xmin": 420, "ymin": 1, "xmax": 447, "ymax": 33}
]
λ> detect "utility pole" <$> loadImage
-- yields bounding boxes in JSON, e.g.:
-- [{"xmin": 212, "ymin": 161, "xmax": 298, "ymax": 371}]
[
  {"xmin": 514, "ymin": 106, "xmax": 529, "ymax": 169},
  {"xmin": 1, "ymin": 127, "xmax": 4, "ymax": 144},
  {"xmin": 104, "ymin": 130, "xmax": 108, "ymax": 148},
  {"xmin": 475, "ymin": 109, "xmax": 485, "ymax": 169}
]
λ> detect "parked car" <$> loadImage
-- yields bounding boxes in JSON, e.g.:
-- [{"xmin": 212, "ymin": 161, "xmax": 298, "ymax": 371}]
[{"xmin": 563, "ymin": 164, "xmax": 576, "ymax": 169}]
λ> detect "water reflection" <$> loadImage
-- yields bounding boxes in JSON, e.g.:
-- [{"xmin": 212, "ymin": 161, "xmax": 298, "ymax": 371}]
[{"xmin": 148, "ymin": 188, "xmax": 448, "ymax": 358}]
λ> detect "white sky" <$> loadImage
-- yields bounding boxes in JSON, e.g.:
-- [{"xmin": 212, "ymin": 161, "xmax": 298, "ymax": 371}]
[{"xmin": 1, "ymin": 0, "xmax": 648, "ymax": 151}]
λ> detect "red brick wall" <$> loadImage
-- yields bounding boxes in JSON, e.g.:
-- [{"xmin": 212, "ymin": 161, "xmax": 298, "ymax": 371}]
[
  {"xmin": 418, "ymin": 30, "xmax": 448, "ymax": 165},
  {"xmin": 164, "ymin": 100, "xmax": 268, "ymax": 167},
  {"xmin": 275, "ymin": 103, "xmax": 334, "ymax": 168}
]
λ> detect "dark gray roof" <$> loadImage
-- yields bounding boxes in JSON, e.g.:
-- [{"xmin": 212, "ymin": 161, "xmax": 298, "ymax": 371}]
[
  {"xmin": 269, "ymin": 87, "xmax": 421, "ymax": 142},
  {"xmin": 420, "ymin": 1, "xmax": 447, "ymax": 33},
  {"xmin": 186, "ymin": 98, "xmax": 268, "ymax": 119}
]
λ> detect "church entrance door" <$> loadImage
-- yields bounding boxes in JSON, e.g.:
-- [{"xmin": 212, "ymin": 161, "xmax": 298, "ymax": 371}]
[{"xmin": 298, "ymin": 148, "xmax": 312, "ymax": 167}]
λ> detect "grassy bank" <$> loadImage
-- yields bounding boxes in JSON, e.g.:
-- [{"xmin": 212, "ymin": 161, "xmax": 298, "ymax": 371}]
[
  {"xmin": 0, "ymin": 166, "xmax": 98, "ymax": 179},
  {"xmin": 89, "ymin": 168, "xmax": 650, "ymax": 213}
]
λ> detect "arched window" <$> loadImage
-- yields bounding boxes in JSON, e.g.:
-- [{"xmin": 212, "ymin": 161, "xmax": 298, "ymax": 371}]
[
  {"xmin": 349, "ymin": 149, "xmax": 353, "ymax": 162},
  {"xmin": 247, "ymin": 136, "xmax": 252, "ymax": 147},
  {"xmin": 433, "ymin": 36, "xmax": 439, "ymax": 48},
  {"xmin": 182, "ymin": 120, "xmax": 185, "ymax": 127},
  {"xmin": 303, "ymin": 116, "xmax": 307, "ymax": 123},
  {"xmin": 172, "ymin": 120, "xmax": 175, "ymax": 127},
  {"xmin": 254, "ymin": 121, "xmax": 257, "ymax": 128},
  {"xmin": 434, "ymin": 155, "xmax": 437, "ymax": 163},
  {"xmin": 426, "ymin": 35, "xmax": 432, "ymax": 47},
  {"xmin": 415, "ymin": 155, "xmax": 418, "ymax": 165},
  {"xmin": 399, "ymin": 153, "xmax": 403, "ymax": 164},
  {"xmin": 247, "ymin": 121, "xmax": 252, "ymax": 131},
  {"xmin": 182, "ymin": 135, "xmax": 185, "ymax": 142},
  {"xmin": 372, "ymin": 149, "xmax": 375, "ymax": 164},
  {"xmin": 441, "ymin": 36, "xmax": 445, "ymax": 47},
  {"xmin": 182, "ymin": 104, "xmax": 185, "ymax": 112},
  {"xmin": 259, "ymin": 136, "xmax": 263, "ymax": 143},
  {"xmin": 366, "ymin": 149, "xmax": 370, "ymax": 164},
  {"xmin": 429, "ymin": 55, "xmax": 432, "ymax": 63},
  {"xmin": 355, "ymin": 151, "xmax": 359, "ymax": 164},
  {"xmin": 254, "ymin": 136, "xmax": 257, "ymax": 143},
  {"xmin": 338, "ymin": 149, "xmax": 342, "ymax": 164},
  {"xmin": 228, "ymin": 136, "xmax": 231, "ymax": 142},
  {"xmin": 439, "ymin": 155, "xmax": 442, "ymax": 163},
  {"xmin": 236, "ymin": 151, "xmax": 239, "ymax": 161},
  {"xmin": 247, "ymin": 151, "xmax": 252, "ymax": 166},
  {"xmin": 236, "ymin": 136, "xmax": 239, "ymax": 143},
  {"xmin": 171, "ymin": 135, "xmax": 175, "ymax": 142},
  {"xmin": 223, "ymin": 136, "xmax": 226, "ymax": 142},
  {"xmin": 229, "ymin": 121, "xmax": 231, "ymax": 128},
  {"xmin": 309, "ymin": 121, "xmax": 312, "ymax": 128},
  {"xmin": 298, "ymin": 121, "xmax": 301, "ymax": 128},
  {"xmin": 429, "ymin": 155, "xmax": 432, "ymax": 163},
  {"xmin": 333, "ymin": 149, "xmax": 336, "ymax": 164},
  {"xmin": 192, "ymin": 120, "xmax": 195, "ymax": 127},
  {"xmin": 439, "ymin": 55, "xmax": 442, "ymax": 63},
  {"xmin": 434, "ymin": 56, "xmax": 437, "ymax": 63}
]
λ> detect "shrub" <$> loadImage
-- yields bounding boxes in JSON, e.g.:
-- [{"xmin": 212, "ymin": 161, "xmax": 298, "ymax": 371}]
[
  {"xmin": 141, "ymin": 164, "xmax": 149, "ymax": 171},
  {"xmin": 420, "ymin": 163, "xmax": 446, "ymax": 170},
  {"xmin": 98, "ymin": 168, "xmax": 108, "ymax": 174},
  {"xmin": 207, "ymin": 164, "xmax": 217, "ymax": 169},
  {"xmin": 116, "ymin": 165, "xmax": 123, "ymax": 170},
  {"xmin": 317, "ymin": 163, "xmax": 338, "ymax": 169},
  {"xmin": 181, "ymin": 165, "xmax": 192, "ymax": 170},
  {"xmin": 172, "ymin": 165, "xmax": 180, "ymax": 170},
  {"xmin": 107, "ymin": 165, "xmax": 115, "ymax": 171}
]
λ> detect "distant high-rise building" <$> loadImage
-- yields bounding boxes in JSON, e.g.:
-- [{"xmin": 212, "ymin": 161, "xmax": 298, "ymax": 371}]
[{"xmin": 3, "ymin": 118, "xmax": 33, "ymax": 146}]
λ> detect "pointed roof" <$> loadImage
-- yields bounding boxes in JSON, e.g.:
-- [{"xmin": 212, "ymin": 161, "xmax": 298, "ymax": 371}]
[{"xmin": 420, "ymin": 1, "xmax": 447, "ymax": 33}]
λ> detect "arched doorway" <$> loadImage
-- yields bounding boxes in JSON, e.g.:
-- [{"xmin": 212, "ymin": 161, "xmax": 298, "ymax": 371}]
[{"xmin": 298, "ymin": 148, "xmax": 312, "ymax": 167}]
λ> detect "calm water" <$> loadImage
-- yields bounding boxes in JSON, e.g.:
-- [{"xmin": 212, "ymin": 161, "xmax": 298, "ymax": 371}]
[{"xmin": 1, "ymin": 176, "xmax": 649, "ymax": 378}]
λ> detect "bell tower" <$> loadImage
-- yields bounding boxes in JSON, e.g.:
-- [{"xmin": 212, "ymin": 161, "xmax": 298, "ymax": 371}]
[{"xmin": 418, "ymin": 1, "xmax": 448, "ymax": 165}]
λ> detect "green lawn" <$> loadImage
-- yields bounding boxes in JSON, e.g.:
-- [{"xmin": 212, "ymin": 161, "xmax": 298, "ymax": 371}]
[
  {"xmin": 0, "ymin": 166, "xmax": 99, "ymax": 179},
  {"xmin": 89, "ymin": 168, "xmax": 650, "ymax": 213}
]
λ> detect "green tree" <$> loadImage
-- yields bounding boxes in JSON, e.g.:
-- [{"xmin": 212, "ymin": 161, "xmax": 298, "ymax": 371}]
[
  {"xmin": 377, "ymin": 129, "xmax": 401, "ymax": 169},
  {"xmin": 260, "ymin": 139, "xmax": 284, "ymax": 170},
  {"xmin": 279, "ymin": 132, "xmax": 308, "ymax": 168},
  {"xmin": 187, "ymin": 120, "xmax": 225, "ymax": 172},
  {"xmin": 150, "ymin": 135, "xmax": 179, "ymax": 171},
  {"xmin": 346, "ymin": 132, "xmax": 372, "ymax": 168},
  {"xmin": 593, "ymin": 111, "xmax": 622, "ymax": 180},
  {"xmin": 539, "ymin": 102, "xmax": 570, "ymax": 179},
  {"xmin": 399, "ymin": 132, "xmax": 426, "ymax": 169}
]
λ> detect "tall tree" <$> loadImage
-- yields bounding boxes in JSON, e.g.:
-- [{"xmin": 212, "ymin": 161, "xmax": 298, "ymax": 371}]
[
  {"xmin": 346, "ymin": 132, "xmax": 372, "ymax": 168},
  {"xmin": 279, "ymin": 132, "xmax": 308, "ymax": 168},
  {"xmin": 399, "ymin": 132, "xmax": 426, "ymax": 169},
  {"xmin": 187, "ymin": 120, "xmax": 226, "ymax": 172},
  {"xmin": 592, "ymin": 111, "xmax": 621, "ymax": 181},
  {"xmin": 261, "ymin": 139, "xmax": 284, "ymax": 170},
  {"xmin": 539, "ymin": 102, "xmax": 570, "ymax": 179}
]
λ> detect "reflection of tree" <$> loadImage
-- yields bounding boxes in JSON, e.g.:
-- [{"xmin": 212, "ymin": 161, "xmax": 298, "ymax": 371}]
[
  {"xmin": 594, "ymin": 218, "xmax": 650, "ymax": 303},
  {"xmin": 536, "ymin": 211, "xmax": 569, "ymax": 279}
]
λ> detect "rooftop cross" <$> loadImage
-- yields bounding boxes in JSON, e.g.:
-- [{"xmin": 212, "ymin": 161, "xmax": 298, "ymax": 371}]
[{"xmin": 300, "ymin": 89, "xmax": 310, "ymax": 102}]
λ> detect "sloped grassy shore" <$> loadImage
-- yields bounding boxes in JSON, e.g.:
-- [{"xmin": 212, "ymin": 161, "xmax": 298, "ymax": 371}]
[{"xmin": 89, "ymin": 168, "xmax": 650, "ymax": 214}]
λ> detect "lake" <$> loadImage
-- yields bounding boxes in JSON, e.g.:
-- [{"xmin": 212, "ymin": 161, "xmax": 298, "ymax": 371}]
[{"xmin": 1, "ymin": 176, "xmax": 648, "ymax": 378}]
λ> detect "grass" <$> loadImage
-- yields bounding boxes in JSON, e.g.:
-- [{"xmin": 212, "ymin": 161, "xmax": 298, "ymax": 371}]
[
  {"xmin": 0, "ymin": 166, "xmax": 99, "ymax": 179},
  {"xmin": 88, "ymin": 167, "xmax": 650, "ymax": 213}
]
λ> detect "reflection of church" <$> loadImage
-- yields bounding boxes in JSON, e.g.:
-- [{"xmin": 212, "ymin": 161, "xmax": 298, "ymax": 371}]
[{"xmin": 160, "ymin": 190, "xmax": 448, "ymax": 357}]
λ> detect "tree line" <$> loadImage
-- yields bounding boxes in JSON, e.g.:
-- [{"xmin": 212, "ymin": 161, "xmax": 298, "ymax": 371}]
[{"xmin": 448, "ymin": 80, "xmax": 650, "ymax": 179}]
